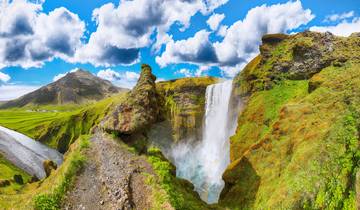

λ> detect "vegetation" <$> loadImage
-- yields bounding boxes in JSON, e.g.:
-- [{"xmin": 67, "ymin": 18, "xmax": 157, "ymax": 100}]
[
  {"xmin": 221, "ymin": 32, "xmax": 360, "ymax": 209},
  {"xmin": 156, "ymin": 77, "xmax": 217, "ymax": 142},
  {"xmin": 0, "ymin": 92, "xmax": 126, "ymax": 152},
  {"xmin": 0, "ymin": 135, "xmax": 90, "ymax": 209},
  {"xmin": 0, "ymin": 154, "xmax": 31, "ymax": 194},
  {"xmin": 146, "ymin": 147, "xmax": 213, "ymax": 210}
]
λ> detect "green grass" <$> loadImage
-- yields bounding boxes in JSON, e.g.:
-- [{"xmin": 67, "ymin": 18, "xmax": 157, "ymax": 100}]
[
  {"xmin": 0, "ymin": 135, "xmax": 90, "ymax": 209},
  {"xmin": 33, "ymin": 135, "xmax": 90, "ymax": 210},
  {"xmin": 146, "ymin": 147, "xmax": 215, "ymax": 210},
  {"xmin": 0, "ymin": 92, "xmax": 126, "ymax": 152},
  {"xmin": 223, "ymin": 61, "xmax": 360, "ymax": 209},
  {"xmin": 0, "ymin": 154, "xmax": 31, "ymax": 194}
]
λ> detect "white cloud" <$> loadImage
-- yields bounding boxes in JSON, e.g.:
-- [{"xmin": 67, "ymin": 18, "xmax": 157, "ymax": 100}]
[
  {"xmin": 0, "ymin": 71, "xmax": 10, "ymax": 82},
  {"xmin": 97, "ymin": 69, "xmax": 140, "ymax": 89},
  {"xmin": 310, "ymin": 17, "xmax": 360, "ymax": 37},
  {"xmin": 157, "ymin": 1, "xmax": 314, "ymax": 77},
  {"xmin": 207, "ymin": 13, "xmax": 225, "ymax": 31},
  {"xmin": 156, "ymin": 30, "xmax": 218, "ymax": 67},
  {"xmin": 0, "ymin": 0, "xmax": 85, "ymax": 68},
  {"xmin": 53, "ymin": 73, "xmax": 67, "ymax": 82},
  {"xmin": 214, "ymin": 1, "xmax": 314, "ymax": 67},
  {"xmin": 0, "ymin": 85, "xmax": 39, "ymax": 101},
  {"xmin": 177, "ymin": 68, "xmax": 193, "ymax": 77},
  {"xmin": 52, "ymin": 68, "xmax": 79, "ymax": 81},
  {"xmin": 195, "ymin": 66, "xmax": 211, "ymax": 76},
  {"xmin": 74, "ymin": 0, "xmax": 228, "ymax": 66},
  {"xmin": 324, "ymin": 11, "xmax": 354, "ymax": 22},
  {"xmin": 217, "ymin": 25, "xmax": 228, "ymax": 37}
]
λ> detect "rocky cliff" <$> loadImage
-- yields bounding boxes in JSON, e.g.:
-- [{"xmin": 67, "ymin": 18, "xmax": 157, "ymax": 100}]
[{"xmin": 220, "ymin": 31, "xmax": 360, "ymax": 209}]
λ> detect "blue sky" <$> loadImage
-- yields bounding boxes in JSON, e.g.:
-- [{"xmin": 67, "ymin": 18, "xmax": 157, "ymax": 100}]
[{"xmin": 0, "ymin": 0, "xmax": 359, "ymax": 100}]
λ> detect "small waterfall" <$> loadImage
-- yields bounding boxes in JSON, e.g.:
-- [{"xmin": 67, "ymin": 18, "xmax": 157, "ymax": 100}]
[{"xmin": 171, "ymin": 80, "xmax": 236, "ymax": 203}]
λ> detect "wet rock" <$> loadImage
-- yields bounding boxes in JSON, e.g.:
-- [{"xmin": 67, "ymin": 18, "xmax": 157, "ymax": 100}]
[
  {"xmin": 13, "ymin": 174, "xmax": 23, "ymax": 184},
  {"xmin": 43, "ymin": 160, "xmax": 57, "ymax": 177}
]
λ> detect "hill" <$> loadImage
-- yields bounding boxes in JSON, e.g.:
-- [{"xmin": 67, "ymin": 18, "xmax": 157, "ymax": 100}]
[
  {"xmin": 220, "ymin": 31, "xmax": 360, "ymax": 209},
  {"xmin": 0, "ymin": 69, "xmax": 126, "ymax": 108}
]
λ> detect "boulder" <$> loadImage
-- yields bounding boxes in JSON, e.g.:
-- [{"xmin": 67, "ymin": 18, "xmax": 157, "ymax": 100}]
[
  {"xmin": 0, "ymin": 179, "xmax": 10, "ymax": 187},
  {"xmin": 13, "ymin": 174, "xmax": 23, "ymax": 184},
  {"xmin": 43, "ymin": 160, "xmax": 57, "ymax": 177}
]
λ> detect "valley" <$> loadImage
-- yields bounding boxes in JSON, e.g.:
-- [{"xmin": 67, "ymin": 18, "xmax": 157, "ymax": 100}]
[{"xmin": 0, "ymin": 31, "xmax": 359, "ymax": 210}]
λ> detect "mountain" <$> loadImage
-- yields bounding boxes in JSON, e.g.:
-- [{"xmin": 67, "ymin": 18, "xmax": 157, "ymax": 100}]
[{"xmin": 0, "ymin": 69, "xmax": 126, "ymax": 108}]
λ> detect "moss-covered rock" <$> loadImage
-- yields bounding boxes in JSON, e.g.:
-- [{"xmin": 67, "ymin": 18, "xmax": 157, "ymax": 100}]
[
  {"xmin": 0, "ymin": 180, "xmax": 10, "ymax": 187},
  {"xmin": 221, "ymin": 31, "xmax": 360, "ymax": 209},
  {"xmin": 102, "ymin": 64, "xmax": 160, "ymax": 134},
  {"xmin": 156, "ymin": 77, "xmax": 217, "ymax": 142},
  {"xmin": 43, "ymin": 160, "xmax": 57, "ymax": 177}
]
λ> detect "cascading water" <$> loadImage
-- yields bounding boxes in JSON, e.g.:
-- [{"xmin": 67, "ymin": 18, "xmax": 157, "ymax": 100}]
[{"xmin": 171, "ymin": 80, "xmax": 237, "ymax": 204}]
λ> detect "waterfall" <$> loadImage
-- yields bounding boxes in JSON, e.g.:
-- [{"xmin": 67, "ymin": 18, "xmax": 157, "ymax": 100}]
[{"xmin": 171, "ymin": 80, "xmax": 236, "ymax": 204}]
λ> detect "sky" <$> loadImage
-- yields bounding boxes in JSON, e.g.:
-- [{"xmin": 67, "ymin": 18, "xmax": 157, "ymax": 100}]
[{"xmin": 0, "ymin": 0, "xmax": 359, "ymax": 100}]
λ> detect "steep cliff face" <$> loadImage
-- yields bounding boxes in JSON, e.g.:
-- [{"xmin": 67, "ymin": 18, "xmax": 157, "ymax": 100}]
[
  {"xmin": 221, "ymin": 31, "xmax": 360, "ymax": 209},
  {"xmin": 156, "ymin": 77, "xmax": 218, "ymax": 143}
]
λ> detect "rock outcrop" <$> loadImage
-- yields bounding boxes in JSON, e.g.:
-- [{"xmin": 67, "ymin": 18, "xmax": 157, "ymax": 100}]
[
  {"xmin": 43, "ymin": 160, "xmax": 57, "ymax": 177},
  {"xmin": 156, "ymin": 77, "xmax": 217, "ymax": 142},
  {"xmin": 102, "ymin": 64, "xmax": 160, "ymax": 134},
  {"xmin": 221, "ymin": 31, "xmax": 360, "ymax": 209}
]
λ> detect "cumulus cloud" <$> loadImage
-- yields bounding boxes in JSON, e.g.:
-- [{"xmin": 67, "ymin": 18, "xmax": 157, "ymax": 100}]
[
  {"xmin": 157, "ymin": 1, "xmax": 314, "ymax": 77},
  {"xmin": 74, "ymin": 0, "xmax": 228, "ymax": 66},
  {"xmin": 0, "ymin": 85, "xmax": 39, "ymax": 101},
  {"xmin": 324, "ymin": 11, "xmax": 354, "ymax": 22},
  {"xmin": 311, "ymin": 17, "xmax": 360, "ymax": 37},
  {"xmin": 0, "ymin": 71, "xmax": 10, "ymax": 83},
  {"xmin": 156, "ymin": 30, "xmax": 218, "ymax": 67},
  {"xmin": 0, "ymin": 0, "xmax": 85, "ymax": 69},
  {"xmin": 97, "ymin": 69, "xmax": 140, "ymax": 89},
  {"xmin": 213, "ymin": 1, "xmax": 314, "ymax": 68},
  {"xmin": 52, "ymin": 68, "xmax": 79, "ymax": 81},
  {"xmin": 207, "ymin": 13, "xmax": 225, "ymax": 31},
  {"xmin": 177, "ymin": 68, "xmax": 193, "ymax": 77}
]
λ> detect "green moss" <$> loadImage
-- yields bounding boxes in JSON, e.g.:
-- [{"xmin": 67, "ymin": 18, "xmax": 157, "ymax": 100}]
[
  {"xmin": 223, "ymin": 60, "xmax": 360, "ymax": 209},
  {"xmin": 146, "ymin": 147, "xmax": 214, "ymax": 210},
  {"xmin": 33, "ymin": 135, "xmax": 90, "ymax": 210},
  {"xmin": 156, "ymin": 77, "xmax": 217, "ymax": 142},
  {"xmin": 0, "ymin": 155, "xmax": 31, "ymax": 194},
  {"xmin": 0, "ymin": 93, "xmax": 125, "ymax": 153},
  {"xmin": 230, "ymin": 80, "xmax": 308, "ymax": 161}
]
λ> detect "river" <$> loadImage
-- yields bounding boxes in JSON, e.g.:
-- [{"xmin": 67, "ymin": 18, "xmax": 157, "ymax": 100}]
[{"xmin": 0, "ymin": 126, "xmax": 63, "ymax": 179}]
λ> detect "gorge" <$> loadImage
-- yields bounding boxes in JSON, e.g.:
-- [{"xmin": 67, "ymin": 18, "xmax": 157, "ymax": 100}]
[{"xmin": 170, "ymin": 80, "xmax": 237, "ymax": 204}]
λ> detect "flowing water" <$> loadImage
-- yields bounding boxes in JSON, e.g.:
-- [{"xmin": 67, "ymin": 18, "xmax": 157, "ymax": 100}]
[
  {"xmin": 0, "ymin": 126, "xmax": 63, "ymax": 179},
  {"xmin": 171, "ymin": 80, "xmax": 237, "ymax": 203}
]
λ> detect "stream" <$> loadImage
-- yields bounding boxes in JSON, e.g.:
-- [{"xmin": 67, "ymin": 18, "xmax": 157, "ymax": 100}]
[{"xmin": 0, "ymin": 126, "xmax": 63, "ymax": 179}]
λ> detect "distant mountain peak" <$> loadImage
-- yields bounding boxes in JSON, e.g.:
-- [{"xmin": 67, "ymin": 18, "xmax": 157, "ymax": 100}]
[{"xmin": 0, "ymin": 69, "xmax": 127, "ymax": 108}]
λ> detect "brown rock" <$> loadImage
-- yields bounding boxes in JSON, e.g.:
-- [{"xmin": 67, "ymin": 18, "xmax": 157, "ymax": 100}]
[
  {"xmin": 0, "ymin": 179, "xmax": 10, "ymax": 187},
  {"xmin": 43, "ymin": 160, "xmax": 57, "ymax": 177}
]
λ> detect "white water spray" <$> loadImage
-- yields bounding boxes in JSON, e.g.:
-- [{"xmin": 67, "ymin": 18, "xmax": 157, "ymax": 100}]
[{"xmin": 171, "ymin": 80, "xmax": 237, "ymax": 203}]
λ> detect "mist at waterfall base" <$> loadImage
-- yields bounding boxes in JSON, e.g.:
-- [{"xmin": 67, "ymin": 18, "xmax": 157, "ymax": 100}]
[{"xmin": 170, "ymin": 80, "xmax": 238, "ymax": 204}]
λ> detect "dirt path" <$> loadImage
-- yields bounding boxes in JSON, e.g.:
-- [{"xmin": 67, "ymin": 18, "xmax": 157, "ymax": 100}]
[{"xmin": 63, "ymin": 131, "xmax": 154, "ymax": 210}]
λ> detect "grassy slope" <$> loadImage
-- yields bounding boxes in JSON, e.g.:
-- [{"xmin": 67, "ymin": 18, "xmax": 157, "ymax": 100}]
[
  {"xmin": 145, "ymin": 147, "xmax": 216, "ymax": 210},
  {"xmin": 0, "ymin": 93, "xmax": 125, "ymax": 208},
  {"xmin": 0, "ymin": 154, "xmax": 31, "ymax": 194},
  {"xmin": 0, "ymin": 92, "xmax": 126, "ymax": 152},
  {"xmin": 0, "ymin": 135, "xmax": 90, "ymax": 209},
  {"xmin": 220, "ymin": 33, "xmax": 360, "ymax": 209}
]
